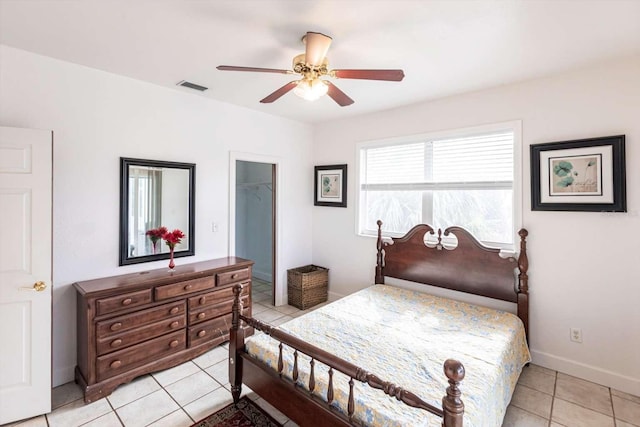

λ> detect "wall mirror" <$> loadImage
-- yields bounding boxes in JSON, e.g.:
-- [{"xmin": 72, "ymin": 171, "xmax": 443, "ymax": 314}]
[{"xmin": 119, "ymin": 157, "xmax": 195, "ymax": 266}]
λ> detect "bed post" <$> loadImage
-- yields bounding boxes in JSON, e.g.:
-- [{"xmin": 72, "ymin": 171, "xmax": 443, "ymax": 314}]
[
  {"xmin": 442, "ymin": 359, "xmax": 465, "ymax": 427},
  {"xmin": 229, "ymin": 284, "xmax": 245, "ymax": 404},
  {"xmin": 517, "ymin": 229, "xmax": 529, "ymax": 342},
  {"xmin": 375, "ymin": 220, "xmax": 384, "ymax": 284}
]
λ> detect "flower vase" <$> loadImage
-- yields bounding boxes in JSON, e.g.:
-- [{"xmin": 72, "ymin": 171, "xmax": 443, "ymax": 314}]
[
  {"xmin": 168, "ymin": 247, "xmax": 175, "ymax": 271},
  {"xmin": 151, "ymin": 240, "xmax": 158, "ymax": 254}
]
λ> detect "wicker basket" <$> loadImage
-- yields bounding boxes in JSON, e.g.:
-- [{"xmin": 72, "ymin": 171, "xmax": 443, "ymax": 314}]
[{"xmin": 287, "ymin": 265, "xmax": 329, "ymax": 310}]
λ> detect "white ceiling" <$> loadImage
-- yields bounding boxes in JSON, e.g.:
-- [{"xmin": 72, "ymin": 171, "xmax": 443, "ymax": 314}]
[{"xmin": 1, "ymin": 0, "xmax": 639, "ymax": 124}]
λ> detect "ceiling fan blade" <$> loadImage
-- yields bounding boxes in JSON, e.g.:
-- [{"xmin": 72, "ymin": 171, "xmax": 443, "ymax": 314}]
[
  {"xmin": 217, "ymin": 65, "xmax": 293, "ymax": 75},
  {"xmin": 326, "ymin": 82, "xmax": 354, "ymax": 107},
  {"xmin": 304, "ymin": 32, "xmax": 332, "ymax": 66},
  {"xmin": 260, "ymin": 81, "xmax": 298, "ymax": 103},
  {"xmin": 332, "ymin": 69, "xmax": 405, "ymax": 81}
]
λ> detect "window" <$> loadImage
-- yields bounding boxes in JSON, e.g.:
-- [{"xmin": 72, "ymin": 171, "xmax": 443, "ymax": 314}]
[{"xmin": 357, "ymin": 122, "xmax": 521, "ymax": 249}]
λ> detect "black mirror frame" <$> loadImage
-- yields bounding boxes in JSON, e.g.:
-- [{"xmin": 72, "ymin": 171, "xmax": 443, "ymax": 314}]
[{"xmin": 119, "ymin": 157, "xmax": 196, "ymax": 266}]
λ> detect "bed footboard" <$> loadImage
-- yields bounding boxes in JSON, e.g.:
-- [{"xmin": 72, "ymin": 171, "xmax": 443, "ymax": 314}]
[{"xmin": 229, "ymin": 285, "xmax": 465, "ymax": 427}]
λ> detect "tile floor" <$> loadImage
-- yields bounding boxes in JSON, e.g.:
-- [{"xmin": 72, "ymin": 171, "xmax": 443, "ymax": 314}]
[{"xmin": 5, "ymin": 279, "xmax": 639, "ymax": 427}]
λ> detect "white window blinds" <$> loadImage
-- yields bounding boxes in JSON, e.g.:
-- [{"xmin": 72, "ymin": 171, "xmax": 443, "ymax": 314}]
[{"xmin": 359, "ymin": 129, "xmax": 516, "ymax": 247}]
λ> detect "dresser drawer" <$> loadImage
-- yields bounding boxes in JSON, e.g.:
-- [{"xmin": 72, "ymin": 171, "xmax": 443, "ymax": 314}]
[
  {"xmin": 96, "ymin": 314, "xmax": 186, "ymax": 356},
  {"xmin": 188, "ymin": 282, "xmax": 250, "ymax": 309},
  {"xmin": 96, "ymin": 330, "xmax": 186, "ymax": 381},
  {"xmin": 96, "ymin": 289, "xmax": 152, "ymax": 316},
  {"xmin": 188, "ymin": 314, "xmax": 231, "ymax": 347},
  {"xmin": 217, "ymin": 268, "xmax": 250, "ymax": 286},
  {"xmin": 96, "ymin": 301, "xmax": 186, "ymax": 337},
  {"xmin": 189, "ymin": 296, "xmax": 249, "ymax": 325},
  {"xmin": 155, "ymin": 276, "xmax": 215, "ymax": 300}
]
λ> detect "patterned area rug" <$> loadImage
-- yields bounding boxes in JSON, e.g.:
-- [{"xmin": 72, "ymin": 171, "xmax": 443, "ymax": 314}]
[{"xmin": 191, "ymin": 397, "xmax": 283, "ymax": 427}]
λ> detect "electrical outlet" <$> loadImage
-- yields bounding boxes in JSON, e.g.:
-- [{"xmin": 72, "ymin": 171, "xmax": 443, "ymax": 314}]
[
  {"xmin": 212, "ymin": 222, "xmax": 219, "ymax": 232},
  {"xmin": 570, "ymin": 328, "xmax": 583, "ymax": 343}
]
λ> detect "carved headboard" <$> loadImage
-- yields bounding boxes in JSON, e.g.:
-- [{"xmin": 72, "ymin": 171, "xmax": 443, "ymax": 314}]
[{"xmin": 374, "ymin": 220, "xmax": 530, "ymax": 339}]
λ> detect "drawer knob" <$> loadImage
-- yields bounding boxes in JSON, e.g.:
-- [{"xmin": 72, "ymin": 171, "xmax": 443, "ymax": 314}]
[
  {"xmin": 110, "ymin": 322, "xmax": 122, "ymax": 331},
  {"xmin": 110, "ymin": 360, "xmax": 122, "ymax": 369},
  {"xmin": 110, "ymin": 339, "xmax": 123, "ymax": 348},
  {"xmin": 169, "ymin": 321, "xmax": 180, "ymax": 329},
  {"xmin": 197, "ymin": 312, "xmax": 206, "ymax": 320},
  {"xmin": 169, "ymin": 307, "xmax": 180, "ymax": 315},
  {"xmin": 184, "ymin": 284, "xmax": 193, "ymax": 291},
  {"xmin": 197, "ymin": 330, "xmax": 206, "ymax": 338},
  {"xmin": 199, "ymin": 296, "xmax": 206, "ymax": 305},
  {"xmin": 231, "ymin": 273, "xmax": 238, "ymax": 279},
  {"xmin": 169, "ymin": 340, "xmax": 179, "ymax": 348},
  {"xmin": 121, "ymin": 298, "xmax": 132, "ymax": 306}
]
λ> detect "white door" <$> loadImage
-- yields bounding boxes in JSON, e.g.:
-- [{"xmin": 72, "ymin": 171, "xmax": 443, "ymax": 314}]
[{"xmin": 0, "ymin": 126, "xmax": 52, "ymax": 424}]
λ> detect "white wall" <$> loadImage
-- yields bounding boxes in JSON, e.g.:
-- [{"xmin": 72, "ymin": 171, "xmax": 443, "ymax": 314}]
[
  {"xmin": 312, "ymin": 56, "xmax": 640, "ymax": 395},
  {"xmin": 0, "ymin": 45, "xmax": 314, "ymax": 386}
]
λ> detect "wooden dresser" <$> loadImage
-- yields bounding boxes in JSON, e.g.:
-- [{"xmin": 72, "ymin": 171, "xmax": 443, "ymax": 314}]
[{"xmin": 74, "ymin": 257, "xmax": 253, "ymax": 403}]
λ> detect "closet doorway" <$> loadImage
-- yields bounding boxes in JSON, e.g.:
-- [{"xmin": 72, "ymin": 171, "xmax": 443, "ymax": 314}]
[{"xmin": 234, "ymin": 159, "xmax": 276, "ymax": 304}]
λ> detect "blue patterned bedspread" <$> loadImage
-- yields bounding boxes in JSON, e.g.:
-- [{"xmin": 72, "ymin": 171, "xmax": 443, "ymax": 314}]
[{"xmin": 245, "ymin": 285, "xmax": 531, "ymax": 426}]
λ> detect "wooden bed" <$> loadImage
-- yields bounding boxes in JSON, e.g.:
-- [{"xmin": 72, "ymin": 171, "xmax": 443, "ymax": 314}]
[{"xmin": 229, "ymin": 221, "xmax": 529, "ymax": 427}]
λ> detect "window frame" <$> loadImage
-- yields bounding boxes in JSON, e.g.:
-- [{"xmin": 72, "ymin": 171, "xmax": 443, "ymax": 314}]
[{"xmin": 355, "ymin": 120, "xmax": 523, "ymax": 250}]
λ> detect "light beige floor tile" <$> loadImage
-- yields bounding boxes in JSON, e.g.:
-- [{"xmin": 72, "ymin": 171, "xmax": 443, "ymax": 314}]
[
  {"xmin": 613, "ymin": 389, "xmax": 640, "ymax": 405},
  {"xmin": 183, "ymin": 387, "xmax": 233, "ymax": 422},
  {"xmin": 549, "ymin": 423, "xmax": 565, "ymax": 427},
  {"xmin": 165, "ymin": 371, "xmax": 221, "ymax": 406},
  {"xmin": 501, "ymin": 405, "xmax": 548, "ymax": 427},
  {"xmin": 527, "ymin": 364, "xmax": 556, "ymax": 377},
  {"xmin": 510, "ymin": 384, "xmax": 553, "ymax": 418},
  {"xmin": 151, "ymin": 361, "xmax": 200, "ymax": 387},
  {"xmin": 274, "ymin": 305, "xmax": 301, "ymax": 315},
  {"xmin": 107, "ymin": 375, "xmax": 161, "ymax": 409},
  {"xmin": 82, "ymin": 411, "xmax": 122, "ymax": 426},
  {"xmin": 518, "ymin": 366, "xmax": 556, "ymax": 395},
  {"xmin": 253, "ymin": 308, "xmax": 285, "ymax": 323},
  {"xmin": 551, "ymin": 398, "xmax": 615, "ymax": 427},
  {"xmin": 192, "ymin": 345, "xmax": 228, "ymax": 369},
  {"xmin": 252, "ymin": 293, "xmax": 271, "ymax": 303},
  {"xmin": 46, "ymin": 397, "xmax": 112, "ymax": 427},
  {"xmin": 289, "ymin": 310, "xmax": 307, "ymax": 318},
  {"xmin": 5, "ymin": 415, "xmax": 48, "ymax": 427},
  {"xmin": 555, "ymin": 372, "xmax": 612, "ymax": 416},
  {"xmin": 115, "ymin": 389, "xmax": 179, "ymax": 427},
  {"xmin": 146, "ymin": 409, "xmax": 193, "ymax": 427},
  {"xmin": 251, "ymin": 303, "xmax": 271, "ymax": 315},
  {"xmin": 617, "ymin": 421, "xmax": 638, "ymax": 427},
  {"xmin": 271, "ymin": 315, "xmax": 294, "ymax": 327},
  {"xmin": 254, "ymin": 398, "xmax": 289, "ymax": 424},
  {"xmin": 613, "ymin": 395, "xmax": 640, "ymax": 426},
  {"xmin": 204, "ymin": 359, "xmax": 228, "ymax": 385},
  {"xmin": 52, "ymin": 381, "xmax": 84, "ymax": 409}
]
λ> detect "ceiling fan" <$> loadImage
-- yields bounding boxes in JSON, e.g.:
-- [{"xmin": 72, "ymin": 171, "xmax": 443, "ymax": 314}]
[{"xmin": 217, "ymin": 32, "xmax": 405, "ymax": 107}]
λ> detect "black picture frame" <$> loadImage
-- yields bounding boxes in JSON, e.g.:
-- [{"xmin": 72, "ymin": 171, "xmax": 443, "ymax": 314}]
[
  {"xmin": 119, "ymin": 157, "xmax": 196, "ymax": 265},
  {"xmin": 314, "ymin": 164, "xmax": 347, "ymax": 207},
  {"xmin": 530, "ymin": 135, "xmax": 626, "ymax": 212}
]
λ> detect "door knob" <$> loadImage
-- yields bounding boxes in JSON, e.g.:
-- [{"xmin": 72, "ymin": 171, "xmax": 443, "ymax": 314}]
[{"xmin": 20, "ymin": 281, "xmax": 47, "ymax": 292}]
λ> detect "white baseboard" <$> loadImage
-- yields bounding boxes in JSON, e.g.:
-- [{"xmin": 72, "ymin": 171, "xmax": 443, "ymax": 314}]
[
  {"xmin": 531, "ymin": 349, "xmax": 640, "ymax": 396},
  {"xmin": 252, "ymin": 269, "xmax": 272, "ymax": 283},
  {"xmin": 53, "ymin": 365, "xmax": 76, "ymax": 387}
]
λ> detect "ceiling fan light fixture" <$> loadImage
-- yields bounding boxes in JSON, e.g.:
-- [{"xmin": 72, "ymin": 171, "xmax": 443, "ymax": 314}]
[{"xmin": 293, "ymin": 78, "xmax": 328, "ymax": 101}]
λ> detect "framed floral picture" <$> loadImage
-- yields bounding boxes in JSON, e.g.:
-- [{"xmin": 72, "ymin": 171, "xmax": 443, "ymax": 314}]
[
  {"xmin": 314, "ymin": 164, "xmax": 347, "ymax": 207},
  {"xmin": 530, "ymin": 135, "xmax": 626, "ymax": 212}
]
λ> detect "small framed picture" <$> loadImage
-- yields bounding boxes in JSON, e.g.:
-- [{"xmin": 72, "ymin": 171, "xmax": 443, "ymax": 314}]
[
  {"xmin": 314, "ymin": 164, "xmax": 347, "ymax": 207},
  {"xmin": 531, "ymin": 135, "xmax": 626, "ymax": 212}
]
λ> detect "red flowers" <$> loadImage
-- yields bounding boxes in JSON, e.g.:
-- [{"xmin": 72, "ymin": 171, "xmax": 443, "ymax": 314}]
[
  {"xmin": 162, "ymin": 229, "xmax": 185, "ymax": 249},
  {"xmin": 145, "ymin": 226, "xmax": 168, "ymax": 244}
]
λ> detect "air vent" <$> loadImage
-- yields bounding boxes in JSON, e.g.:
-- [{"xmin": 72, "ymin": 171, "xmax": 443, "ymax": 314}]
[{"xmin": 177, "ymin": 80, "xmax": 208, "ymax": 92}]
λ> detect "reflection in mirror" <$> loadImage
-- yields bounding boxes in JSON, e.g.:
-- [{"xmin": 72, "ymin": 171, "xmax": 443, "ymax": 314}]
[{"xmin": 119, "ymin": 158, "xmax": 195, "ymax": 266}]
